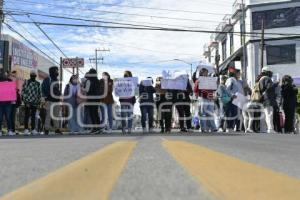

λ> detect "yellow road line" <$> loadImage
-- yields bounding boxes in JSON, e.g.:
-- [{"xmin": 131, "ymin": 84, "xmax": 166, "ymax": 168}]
[
  {"xmin": 163, "ymin": 140, "xmax": 300, "ymax": 200},
  {"xmin": 1, "ymin": 141, "xmax": 137, "ymax": 200}
]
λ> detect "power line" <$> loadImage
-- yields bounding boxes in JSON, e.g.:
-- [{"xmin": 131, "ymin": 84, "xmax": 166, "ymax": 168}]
[
  {"xmin": 4, "ymin": 22, "xmax": 61, "ymax": 66},
  {"xmin": 7, "ymin": 15, "xmax": 61, "ymax": 60},
  {"xmin": 6, "ymin": 0, "xmax": 225, "ymax": 24},
  {"xmin": 28, "ymin": 15, "xmax": 68, "ymax": 58},
  {"xmin": 5, "ymin": 9, "xmax": 216, "ymax": 30},
  {"xmin": 9, "ymin": 20, "xmax": 300, "ymax": 37}
]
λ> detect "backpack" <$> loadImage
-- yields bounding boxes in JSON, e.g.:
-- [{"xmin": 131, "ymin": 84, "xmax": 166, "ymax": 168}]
[
  {"xmin": 219, "ymin": 86, "xmax": 231, "ymax": 104},
  {"xmin": 251, "ymin": 82, "xmax": 262, "ymax": 102}
]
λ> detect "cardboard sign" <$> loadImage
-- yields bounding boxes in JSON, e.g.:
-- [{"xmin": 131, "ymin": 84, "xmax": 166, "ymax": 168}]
[
  {"xmin": 161, "ymin": 77, "xmax": 188, "ymax": 90},
  {"xmin": 114, "ymin": 77, "xmax": 138, "ymax": 97},
  {"xmin": 198, "ymin": 76, "xmax": 218, "ymax": 90},
  {"xmin": 0, "ymin": 81, "xmax": 17, "ymax": 102}
]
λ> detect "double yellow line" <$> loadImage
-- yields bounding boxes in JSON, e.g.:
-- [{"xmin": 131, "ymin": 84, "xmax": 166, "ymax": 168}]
[
  {"xmin": 2, "ymin": 140, "xmax": 300, "ymax": 200},
  {"xmin": 163, "ymin": 141, "xmax": 300, "ymax": 200},
  {"xmin": 1, "ymin": 141, "xmax": 137, "ymax": 200}
]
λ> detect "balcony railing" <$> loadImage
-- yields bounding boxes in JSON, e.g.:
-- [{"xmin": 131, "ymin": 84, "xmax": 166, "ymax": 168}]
[{"xmin": 232, "ymin": 0, "xmax": 245, "ymax": 19}]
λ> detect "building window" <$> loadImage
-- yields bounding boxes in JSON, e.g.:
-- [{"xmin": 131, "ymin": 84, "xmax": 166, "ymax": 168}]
[
  {"xmin": 266, "ymin": 44, "xmax": 296, "ymax": 65},
  {"xmin": 252, "ymin": 7, "xmax": 299, "ymax": 30},
  {"xmin": 230, "ymin": 33, "xmax": 234, "ymax": 55},
  {"xmin": 222, "ymin": 40, "xmax": 227, "ymax": 60}
]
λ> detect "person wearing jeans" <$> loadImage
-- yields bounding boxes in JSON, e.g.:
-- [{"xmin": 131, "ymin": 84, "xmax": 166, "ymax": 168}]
[
  {"xmin": 119, "ymin": 71, "xmax": 136, "ymax": 134},
  {"xmin": 100, "ymin": 72, "xmax": 114, "ymax": 133},
  {"xmin": 0, "ymin": 71, "xmax": 14, "ymax": 136},
  {"xmin": 139, "ymin": 77, "xmax": 156, "ymax": 133},
  {"xmin": 194, "ymin": 68, "xmax": 217, "ymax": 132},
  {"xmin": 121, "ymin": 104, "xmax": 134, "ymax": 133}
]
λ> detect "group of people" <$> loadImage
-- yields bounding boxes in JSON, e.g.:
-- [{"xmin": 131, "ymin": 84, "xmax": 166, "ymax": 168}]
[{"xmin": 0, "ymin": 64, "xmax": 298, "ymax": 136}]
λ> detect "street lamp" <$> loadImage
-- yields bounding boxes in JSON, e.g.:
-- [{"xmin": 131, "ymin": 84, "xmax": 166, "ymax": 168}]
[{"xmin": 173, "ymin": 59, "xmax": 193, "ymax": 78}]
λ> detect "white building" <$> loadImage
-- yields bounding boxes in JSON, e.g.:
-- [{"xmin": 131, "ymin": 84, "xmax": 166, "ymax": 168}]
[{"xmin": 203, "ymin": 0, "xmax": 300, "ymax": 86}]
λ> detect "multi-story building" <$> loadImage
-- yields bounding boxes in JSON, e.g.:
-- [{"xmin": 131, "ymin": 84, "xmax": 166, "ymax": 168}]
[{"xmin": 203, "ymin": 0, "xmax": 300, "ymax": 86}]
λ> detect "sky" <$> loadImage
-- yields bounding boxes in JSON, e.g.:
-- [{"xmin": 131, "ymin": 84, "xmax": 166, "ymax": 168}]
[{"xmin": 4, "ymin": 0, "xmax": 234, "ymax": 81}]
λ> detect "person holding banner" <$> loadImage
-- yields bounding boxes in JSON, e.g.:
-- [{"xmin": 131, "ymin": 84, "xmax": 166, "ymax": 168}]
[
  {"xmin": 139, "ymin": 77, "xmax": 156, "ymax": 133},
  {"xmin": 174, "ymin": 79, "xmax": 193, "ymax": 132},
  {"xmin": 155, "ymin": 77, "xmax": 173, "ymax": 133},
  {"xmin": 194, "ymin": 68, "xmax": 217, "ymax": 133},
  {"xmin": 0, "ymin": 71, "xmax": 14, "ymax": 136},
  {"xmin": 119, "ymin": 71, "xmax": 136, "ymax": 134}
]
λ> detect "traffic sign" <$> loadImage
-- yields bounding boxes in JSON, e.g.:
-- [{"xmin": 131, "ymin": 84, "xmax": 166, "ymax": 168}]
[{"xmin": 61, "ymin": 58, "xmax": 84, "ymax": 68}]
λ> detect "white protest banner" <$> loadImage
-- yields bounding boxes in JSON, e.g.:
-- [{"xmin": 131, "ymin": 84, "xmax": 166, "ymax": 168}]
[
  {"xmin": 161, "ymin": 75, "xmax": 188, "ymax": 90},
  {"xmin": 198, "ymin": 76, "xmax": 218, "ymax": 90},
  {"xmin": 232, "ymin": 92, "xmax": 248, "ymax": 109},
  {"xmin": 141, "ymin": 79, "xmax": 153, "ymax": 87},
  {"xmin": 114, "ymin": 77, "xmax": 138, "ymax": 97}
]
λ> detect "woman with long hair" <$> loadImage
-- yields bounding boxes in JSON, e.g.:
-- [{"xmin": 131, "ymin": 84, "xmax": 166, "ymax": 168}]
[{"xmin": 100, "ymin": 72, "xmax": 114, "ymax": 133}]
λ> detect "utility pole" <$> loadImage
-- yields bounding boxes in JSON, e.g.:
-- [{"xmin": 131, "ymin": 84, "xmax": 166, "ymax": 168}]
[
  {"xmin": 0, "ymin": 0, "xmax": 3, "ymax": 40},
  {"xmin": 241, "ymin": 0, "xmax": 247, "ymax": 82},
  {"xmin": 260, "ymin": 18, "xmax": 265, "ymax": 69},
  {"xmin": 95, "ymin": 48, "xmax": 110, "ymax": 73}
]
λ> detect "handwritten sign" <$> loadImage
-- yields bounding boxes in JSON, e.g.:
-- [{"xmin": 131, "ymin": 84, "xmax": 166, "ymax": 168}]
[
  {"xmin": 114, "ymin": 77, "xmax": 138, "ymax": 97},
  {"xmin": 161, "ymin": 76, "xmax": 188, "ymax": 90},
  {"xmin": 0, "ymin": 81, "xmax": 17, "ymax": 102},
  {"xmin": 198, "ymin": 76, "xmax": 218, "ymax": 90}
]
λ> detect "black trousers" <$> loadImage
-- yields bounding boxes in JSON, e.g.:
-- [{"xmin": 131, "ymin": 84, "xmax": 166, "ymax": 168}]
[
  {"xmin": 24, "ymin": 105, "xmax": 37, "ymax": 130},
  {"xmin": 88, "ymin": 105, "xmax": 100, "ymax": 129},
  {"xmin": 158, "ymin": 104, "xmax": 173, "ymax": 131},
  {"xmin": 176, "ymin": 104, "xmax": 191, "ymax": 130},
  {"xmin": 284, "ymin": 107, "xmax": 295, "ymax": 133}
]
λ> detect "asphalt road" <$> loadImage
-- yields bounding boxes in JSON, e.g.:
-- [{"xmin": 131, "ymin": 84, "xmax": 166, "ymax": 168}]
[{"xmin": 0, "ymin": 132, "xmax": 300, "ymax": 200}]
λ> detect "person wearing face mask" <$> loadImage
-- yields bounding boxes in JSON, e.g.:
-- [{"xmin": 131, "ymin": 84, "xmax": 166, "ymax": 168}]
[
  {"xmin": 63, "ymin": 75, "xmax": 82, "ymax": 134},
  {"xmin": 21, "ymin": 70, "xmax": 42, "ymax": 135},
  {"xmin": 99, "ymin": 72, "xmax": 114, "ymax": 133},
  {"xmin": 42, "ymin": 66, "xmax": 62, "ymax": 135}
]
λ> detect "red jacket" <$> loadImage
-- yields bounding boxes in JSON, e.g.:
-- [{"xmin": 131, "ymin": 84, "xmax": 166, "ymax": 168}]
[{"xmin": 194, "ymin": 80, "xmax": 215, "ymax": 100}]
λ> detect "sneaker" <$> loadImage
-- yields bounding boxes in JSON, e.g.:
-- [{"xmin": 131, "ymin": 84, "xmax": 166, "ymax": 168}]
[
  {"xmin": 245, "ymin": 129, "xmax": 254, "ymax": 133},
  {"xmin": 217, "ymin": 128, "xmax": 224, "ymax": 133},
  {"xmin": 23, "ymin": 129, "xmax": 31, "ymax": 136},
  {"xmin": 31, "ymin": 130, "xmax": 39, "ymax": 135},
  {"xmin": 107, "ymin": 129, "xmax": 112, "ymax": 134},
  {"xmin": 267, "ymin": 129, "xmax": 276, "ymax": 134},
  {"xmin": 8, "ymin": 131, "xmax": 16, "ymax": 136}
]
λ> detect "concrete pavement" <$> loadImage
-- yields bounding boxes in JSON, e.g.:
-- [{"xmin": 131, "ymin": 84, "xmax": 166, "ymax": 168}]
[{"xmin": 0, "ymin": 132, "xmax": 300, "ymax": 199}]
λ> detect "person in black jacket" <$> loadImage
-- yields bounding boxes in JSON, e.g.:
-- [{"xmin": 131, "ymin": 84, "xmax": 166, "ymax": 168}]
[
  {"xmin": 84, "ymin": 68, "xmax": 102, "ymax": 134},
  {"xmin": 281, "ymin": 75, "xmax": 298, "ymax": 134},
  {"xmin": 174, "ymin": 78, "xmax": 193, "ymax": 132},
  {"xmin": 139, "ymin": 77, "xmax": 156, "ymax": 133},
  {"xmin": 42, "ymin": 66, "xmax": 62, "ymax": 135},
  {"xmin": 155, "ymin": 77, "xmax": 173, "ymax": 133}
]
